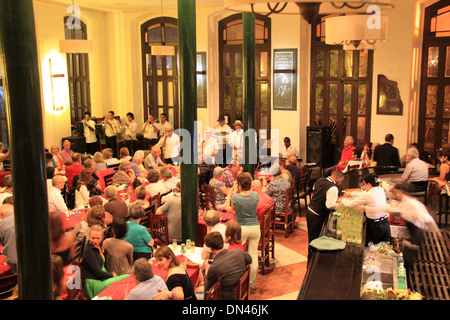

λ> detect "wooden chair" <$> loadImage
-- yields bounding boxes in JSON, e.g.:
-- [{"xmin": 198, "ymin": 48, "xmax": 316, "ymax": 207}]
[
  {"xmin": 293, "ymin": 169, "xmax": 311, "ymax": 217},
  {"xmin": 409, "ymin": 180, "xmax": 429, "ymax": 205},
  {"xmin": 274, "ymin": 186, "xmax": 295, "ymax": 238},
  {"xmin": 103, "ymin": 172, "xmax": 115, "ymax": 188},
  {"xmin": 204, "ymin": 278, "xmax": 221, "ymax": 300},
  {"xmin": 236, "ymin": 265, "xmax": 250, "ymax": 300},
  {"xmin": 0, "ymin": 273, "xmax": 18, "ymax": 300},
  {"xmin": 150, "ymin": 213, "xmax": 170, "ymax": 248},
  {"xmin": 438, "ymin": 193, "xmax": 450, "ymax": 228},
  {"xmin": 70, "ymin": 236, "xmax": 86, "ymax": 265},
  {"xmin": 202, "ymin": 184, "xmax": 217, "ymax": 210},
  {"xmin": 258, "ymin": 206, "xmax": 274, "ymax": 275},
  {"xmin": 268, "ymin": 204, "xmax": 276, "ymax": 260},
  {"xmin": 140, "ymin": 193, "xmax": 161, "ymax": 229},
  {"xmin": 107, "ymin": 163, "xmax": 120, "ymax": 172}
]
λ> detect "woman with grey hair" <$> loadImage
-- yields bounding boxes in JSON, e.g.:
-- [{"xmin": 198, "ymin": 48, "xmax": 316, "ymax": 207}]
[
  {"xmin": 112, "ymin": 159, "xmax": 136, "ymax": 186},
  {"xmin": 209, "ymin": 166, "xmax": 229, "ymax": 209},
  {"xmin": 124, "ymin": 202, "xmax": 154, "ymax": 261}
]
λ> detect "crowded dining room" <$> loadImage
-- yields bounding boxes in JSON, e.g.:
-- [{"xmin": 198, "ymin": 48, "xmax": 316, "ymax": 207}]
[{"xmin": 0, "ymin": 0, "xmax": 450, "ymax": 307}]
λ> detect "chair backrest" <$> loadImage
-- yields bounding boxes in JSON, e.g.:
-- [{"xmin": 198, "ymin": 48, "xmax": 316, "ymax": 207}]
[
  {"xmin": 104, "ymin": 173, "xmax": 115, "ymax": 188},
  {"xmin": 0, "ymin": 273, "xmax": 18, "ymax": 300},
  {"xmin": 204, "ymin": 278, "xmax": 221, "ymax": 300},
  {"xmin": 140, "ymin": 193, "xmax": 160, "ymax": 228},
  {"xmin": 284, "ymin": 186, "xmax": 294, "ymax": 213},
  {"xmin": 203, "ymin": 184, "xmax": 217, "ymax": 210},
  {"xmin": 71, "ymin": 236, "xmax": 86, "ymax": 264},
  {"xmin": 150, "ymin": 213, "xmax": 170, "ymax": 246},
  {"xmin": 236, "ymin": 265, "xmax": 250, "ymax": 300},
  {"xmin": 107, "ymin": 163, "xmax": 120, "ymax": 172}
]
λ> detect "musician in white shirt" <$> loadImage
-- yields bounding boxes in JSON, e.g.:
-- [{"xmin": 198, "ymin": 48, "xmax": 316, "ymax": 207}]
[
  {"xmin": 83, "ymin": 111, "xmax": 97, "ymax": 155},
  {"xmin": 122, "ymin": 112, "xmax": 138, "ymax": 155},
  {"xmin": 103, "ymin": 111, "xmax": 121, "ymax": 157}
]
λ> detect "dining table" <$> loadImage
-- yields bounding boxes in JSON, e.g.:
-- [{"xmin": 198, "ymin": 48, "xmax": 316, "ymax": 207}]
[
  {"xmin": 0, "ymin": 245, "xmax": 12, "ymax": 277},
  {"xmin": 95, "ymin": 246, "xmax": 204, "ymax": 300}
]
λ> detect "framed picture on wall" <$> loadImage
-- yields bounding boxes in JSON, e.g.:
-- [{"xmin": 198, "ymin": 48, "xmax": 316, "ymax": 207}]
[
  {"xmin": 376, "ymin": 74, "xmax": 403, "ymax": 115},
  {"xmin": 273, "ymin": 49, "xmax": 297, "ymax": 111}
]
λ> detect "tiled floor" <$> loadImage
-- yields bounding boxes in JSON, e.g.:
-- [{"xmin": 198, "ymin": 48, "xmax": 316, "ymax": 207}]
[
  {"xmin": 249, "ymin": 198, "xmax": 450, "ymax": 301},
  {"xmin": 250, "ymin": 210, "xmax": 309, "ymax": 300}
]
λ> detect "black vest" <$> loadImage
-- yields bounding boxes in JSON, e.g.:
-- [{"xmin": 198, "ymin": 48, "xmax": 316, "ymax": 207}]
[{"xmin": 308, "ymin": 177, "xmax": 336, "ymax": 217}]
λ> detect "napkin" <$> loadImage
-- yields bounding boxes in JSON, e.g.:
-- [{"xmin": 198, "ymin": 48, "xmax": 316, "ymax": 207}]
[{"xmin": 309, "ymin": 236, "xmax": 346, "ymax": 251}]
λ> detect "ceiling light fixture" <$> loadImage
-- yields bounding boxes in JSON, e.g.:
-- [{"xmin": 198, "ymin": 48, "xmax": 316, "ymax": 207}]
[{"xmin": 224, "ymin": 0, "xmax": 394, "ymax": 24}]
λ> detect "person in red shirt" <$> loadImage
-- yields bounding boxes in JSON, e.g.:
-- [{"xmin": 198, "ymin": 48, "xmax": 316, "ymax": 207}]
[
  {"xmin": 65, "ymin": 152, "xmax": 84, "ymax": 189},
  {"xmin": 324, "ymin": 136, "xmax": 356, "ymax": 176},
  {"xmin": 251, "ymin": 179, "xmax": 273, "ymax": 225}
]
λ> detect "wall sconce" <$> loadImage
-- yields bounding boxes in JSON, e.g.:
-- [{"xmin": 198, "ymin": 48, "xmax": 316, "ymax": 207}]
[{"xmin": 49, "ymin": 58, "xmax": 68, "ymax": 112}]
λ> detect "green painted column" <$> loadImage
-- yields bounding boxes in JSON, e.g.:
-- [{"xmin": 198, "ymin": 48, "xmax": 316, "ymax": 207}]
[
  {"xmin": 242, "ymin": 12, "xmax": 256, "ymax": 175},
  {"xmin": 178, "ymin": 0, "xmax": 198, "ymax": 242},
  {"xmin": 0, "ymin": 0, "xmax": 52, "ymax": 299}
]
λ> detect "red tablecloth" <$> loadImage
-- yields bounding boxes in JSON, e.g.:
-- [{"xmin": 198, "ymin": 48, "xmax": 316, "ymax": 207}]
[
  {"xmin": 197, "ymin": 211, "xmax": 235, "ymax": 247},
  {"xmin": 61, "ymin": 210, "xmax": 85, "ymax": 231},
  {"xmin": 0, "ymin": 171, "xmax": 11, "ymax": 187},
  {"xmin": 97, "ymin": 255, "xmax": 199, "ymax": 300},
  {"xmin": 0, "ymin": 245, "xmax": 11, "ymax": 277}
]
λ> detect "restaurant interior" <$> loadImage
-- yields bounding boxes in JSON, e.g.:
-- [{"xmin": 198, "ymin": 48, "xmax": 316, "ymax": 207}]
[{"xmin": 0, "ymin": 0, "xmax": 449, "ymax": 303}]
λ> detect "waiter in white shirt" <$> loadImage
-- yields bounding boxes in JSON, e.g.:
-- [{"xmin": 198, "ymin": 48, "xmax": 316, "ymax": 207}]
[
  {"xmin": 83, "ymin": 111, "xmax": 98, "ymax": 155},
  {"xmin": 141, "ymin": 114, "xmax": 161, "ymax": 150},
  {"xmin": 122, "ymin": 112, "xmax": 138, "ymax": 156},
  {"xmin": 103, "ymin": 110, "xmax": 121, "ymax": 157}
]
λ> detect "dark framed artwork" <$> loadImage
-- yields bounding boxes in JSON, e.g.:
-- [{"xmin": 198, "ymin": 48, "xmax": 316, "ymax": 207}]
[
  {"xmin": 376, "ymin": 74, "xmax": 403, "ymax": 115},
  {"xmin": 273, "ymin": 49, "xmax": 297, "ymax": 110},
  {"xmin": 196, "ymin": 52, "xmax": 207, "ymax": 108}
]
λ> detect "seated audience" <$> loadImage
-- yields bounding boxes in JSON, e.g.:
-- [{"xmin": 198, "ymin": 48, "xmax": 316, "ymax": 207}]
[
  {"xmin": 160, "ymin": 166, "xmax": 180, "ymax": 193},
  {"xmin": 48, "ymin": 211, "xmax": 75, "ymax": 267},
  {"xmin": 342, "ymin": 149, "xmax": 364, "ymax": 173},
  {"xmin": 224, "ymin": 220, "xmax": 244, "ymax": 251},
  {"xmin": 134, "ymin": 186, "xmax": 149, "ymax": 209},
  {"xmin": 131, "ymin": 150, "xmax": 147, "ymax": 180},
  {"xmin": 145, "ymin": 169, "xmax": 166, "ymax": 197},
  {"xmin": 81, "ymin": 224, "xmax": 129, "ymax": 299},
  {"xmin": 361, "ymin": 141, "xmax": 373, "ymax": 167},
  {"xmin": 48, "ymin": 175, "xmax": 69, "ymax": 214},
  {"xmin": 144, "ymin": 145, "xmax": 166, "ymax": 171},
  {"xmin": 325, "ymin": 136, "xmax": 356, "ymax": 176},
  {"xmin": 59, "ymin": 139, "xmax": 74, "ymax": 166},
  {"xmin": 102, "ymin": 148, "xmax": 119, "ymax": 167},
  {"xmin": 93, "ymin": 151, "xmax": 108, "ymax": 171},
  {"xmin": 402, "ymin": 147, "xmax": 429, "ymax": 183},
  {"xmin": 83, "ymin": 159, "xmax": 103, "ymax": 196},
  {"xmin": 153, "ymin": 246, "xmax": 197, "ymax": 300},
  {"xmin": 104, "ymin": 185, "xmax": 129, "ymax": 223},
  {"xmin": 401, "ymin": 143, "xmax": 419, "ymax": 167},
  {"xmin": 104, "ymin": 219, "xmax": 134, "ymax": 276},
  {"xmin": 155, "ymin": 182, "xmax": 182, "ymax": 243},
  {"xmin": 201, "ymin": 209, "xmax": 228, "ymax": 260},
  {"xmin": 125, "ymin": 258, "xmax": 168, "ymax": 300},
  {"xmin": 264, "ymin": 164, "xmax": 291, "ymax": 215},
  {"xmin": 73, "ymin": 204, "xmax": 108, "ymax": 247},
  {"xmin": 65, "ymin": 153, "xmax": 84, "ymax": 189},
  {"xmin": 222, "ymin": 162, "xmax": 241, "ymax": 188},
  {"xmin": 50, "ymin": 144, "xmax": 65, "ymax": 172},
  {"xmin": 124, "ymin": 202, "xmax": 154, "ymax": 261},
  {"xmin": 112, "ymin": 160, "xmax": 136, "ymax": 186},
  {"xmin": 0, "ymin": 142, "xmax": 9, "ymax": 172},
  {"xmin": 203, "ymin": 231, "xmax": 252, "ymax": 300},
  {"xmin": 0, "ymin": 174, "xmax": 13, "ymax": 204},
  {"xmin": 209, "ymin": 166, "xmax": 229, "ymax": 209},
  {"xmin": 118, "ymin": 147, "xmax": 132, "ymax": 163},
  {"xmin": 0, "ymin": 202, "xmax": 17, "ymax": 273},
  {"xmin": 75, "ymin": 168, "xmax": 92, "ymax": 209},
  {"xmin": 286, "ymin": 156, "xmax": 302, "ymax": 190}
]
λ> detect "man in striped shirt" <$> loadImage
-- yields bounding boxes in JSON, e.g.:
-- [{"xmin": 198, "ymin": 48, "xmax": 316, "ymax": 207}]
[{"xmin": 126, "ymin": 258, "xmax": 168, "ymax": 300}]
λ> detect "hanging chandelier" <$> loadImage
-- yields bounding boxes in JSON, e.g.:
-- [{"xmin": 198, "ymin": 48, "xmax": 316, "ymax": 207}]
[
  {"xmin": 325, "ymin": 14, "xmax": 389, "ymax": 50},
  {"xmin": 224, "ymin": 0, "xmax": 394, "ymax": 24}
]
